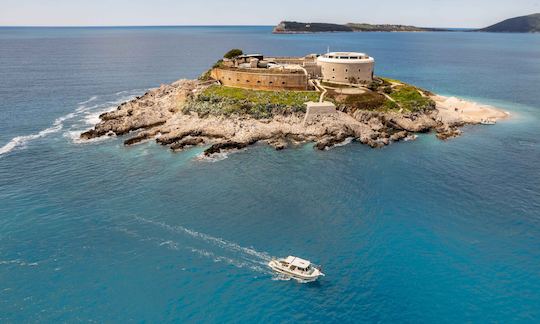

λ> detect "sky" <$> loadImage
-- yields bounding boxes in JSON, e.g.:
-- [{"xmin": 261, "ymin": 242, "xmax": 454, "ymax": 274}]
[{"xmin": 0, "ymin": 0, "xmax": 539, "ymax": 28}]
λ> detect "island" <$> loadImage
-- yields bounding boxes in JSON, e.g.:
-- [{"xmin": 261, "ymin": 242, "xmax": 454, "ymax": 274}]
[
  {"xmin": 480, "ymin": 13, "xmax": 540, "ymax": 33},
  {"xmin": 273, "ymin": 13, "xmax": 540, "ymax": 34},
  {"xmin": 273, "ymin": 21, "xmax": 449, "ymax": 33},
  {"xmin": 81, "ymin": 49, "xmax": 508, "ymax": 158}
]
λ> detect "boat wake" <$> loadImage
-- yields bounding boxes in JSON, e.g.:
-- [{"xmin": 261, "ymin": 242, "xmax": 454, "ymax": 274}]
[
  {"xmin": 134, "ymin": 216, "xmax": 273, "ymax": 263},
  {"xmin": 118, "ymin": 218, "xmax": 320, "ymax": 283},
  {"xmin": 115, "ymin": 223, "xmax": 270, "ymax": 274}
]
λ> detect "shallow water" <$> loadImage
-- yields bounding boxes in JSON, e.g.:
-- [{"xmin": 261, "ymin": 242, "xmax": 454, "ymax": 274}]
[{"xmin": 1, "ymin": 27, "xmax": 539, "ymax": 322}]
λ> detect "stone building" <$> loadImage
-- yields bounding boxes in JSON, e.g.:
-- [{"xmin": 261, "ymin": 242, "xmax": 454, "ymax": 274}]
[
  {"xmin": 210, "ymin": 51, "xmax": 375, "ymax": 91},
  {"xmin": 317, "ymin": 52, "xmax": 375, "ymax": 84}
]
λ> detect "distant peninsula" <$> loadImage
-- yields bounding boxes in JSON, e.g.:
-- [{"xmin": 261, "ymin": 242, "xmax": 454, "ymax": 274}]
[
  {"xmin": 480, "ymin": 13, "xmax": 540, "ymax": 33},
  {"xmin": 273, "ymin": 21, "xmax": 448, "ymax": 33},
  {"xmin": 81, "ymin": 49, "xmax": 508, "ymax": 158},
  {"xmin": 273, "ymin": 13, "xmax": 540, "ymax": 34}
]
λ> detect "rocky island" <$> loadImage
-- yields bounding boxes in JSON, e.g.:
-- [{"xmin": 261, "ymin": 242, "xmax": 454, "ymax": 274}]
[
  {"xmin": 273, "ymin": 21, "xmax": 449, "ymax": 33},
  {"xmin": 81, "ymin": 49, "xmax": 508, "ymax": 157},
  {"xmin": 273, "ymin": 14, "xmax": 540, "ymax": 34}
]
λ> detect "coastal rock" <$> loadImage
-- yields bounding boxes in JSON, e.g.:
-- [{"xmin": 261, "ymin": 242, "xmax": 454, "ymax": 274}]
[
  {"xmin": 80, "ymin": 78, "xmax": 508, "ymax": 156},
  {"xmin": 170, "ymin": 137, "xmax": 205, "ymax": 151},
  {"xmin": 436, "ymin": 126, "xmax": 462, "ymax": 140},
  {"xmin": 204, "ymin": 141, "xmax": 248, "ymax": 156}
]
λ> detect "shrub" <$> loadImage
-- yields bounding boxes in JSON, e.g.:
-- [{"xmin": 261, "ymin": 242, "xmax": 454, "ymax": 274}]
[{"xmin": 223, "ymin": 49, "xmax": 243, "ymax": 59}]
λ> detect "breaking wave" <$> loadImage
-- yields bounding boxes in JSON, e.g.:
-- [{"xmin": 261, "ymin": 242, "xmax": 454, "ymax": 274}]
[
  {"xmin": 0, "ymin": 90, "xmax": 143, "ymax": 157},
  {"xmin": 0, "ymin": 112, "xmax": 75, "ymax": 156},
  {"xmin": 0, "ymin": 259, "xmax": 39, "ymax": 267}
]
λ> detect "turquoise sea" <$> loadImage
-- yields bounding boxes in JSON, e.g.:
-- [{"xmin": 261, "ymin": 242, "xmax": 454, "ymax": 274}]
[{"xmin": 1, "ymin": 26, "xmax": 539, "ymax": 322}]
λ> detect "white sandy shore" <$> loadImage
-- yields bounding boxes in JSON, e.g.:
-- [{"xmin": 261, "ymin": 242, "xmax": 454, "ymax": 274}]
[{"xmin": 433, "ymin": 95, "xmax": 510, "ymax": 124}]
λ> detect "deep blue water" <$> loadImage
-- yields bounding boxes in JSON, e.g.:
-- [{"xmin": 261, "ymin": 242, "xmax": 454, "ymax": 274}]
[{"xmin": 1, "ymin": 26, "xmax": 539, "ymax": 322}]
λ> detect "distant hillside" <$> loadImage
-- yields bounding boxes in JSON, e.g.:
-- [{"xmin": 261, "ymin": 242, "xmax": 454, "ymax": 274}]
[
  {"xmin": 273, "ymin": 21, "xmax": 353, "ymax": 33},
  {"xmin": 480, "ymin": 13, "xmax": 540, "ymax": 33},
  {"xmin": 346, "ymin": 23, "xmax": 447, "ymax": 32},
  {"xmin": 273, "ymin": 21, "xmax": 449, "ymax": 33}
]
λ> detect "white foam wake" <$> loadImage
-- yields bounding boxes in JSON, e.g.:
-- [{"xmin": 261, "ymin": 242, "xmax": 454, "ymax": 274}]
[
  {"xmin": 116, "ymin": 227, "xmax": 268, "ymax": 273},
  {"xmin": 134, "ymin": 216, "xmax": 273, "ymax": 263}
]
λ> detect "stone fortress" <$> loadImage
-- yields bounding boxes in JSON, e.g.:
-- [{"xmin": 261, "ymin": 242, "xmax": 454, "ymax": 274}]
[
  {"xmin": 210, "ymin": 51, "xmax": 376, "ymax": 123},
  {"xmin": 210, "ymin": 51, "xmax": 375, "ymax": 91}
]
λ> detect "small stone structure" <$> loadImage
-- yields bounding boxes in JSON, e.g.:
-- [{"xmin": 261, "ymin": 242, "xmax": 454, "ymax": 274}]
[{"xmin": 303, "ymin": 101, "xmax": 337, "ymax": 125}]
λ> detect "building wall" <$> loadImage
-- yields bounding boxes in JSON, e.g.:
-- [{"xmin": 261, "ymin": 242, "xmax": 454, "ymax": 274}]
[
  {"xmin": 211, "ymin": 68, "xmax": 309, "ymax": 91},
  {"xmin": 318, "ymin": 61, "xmax": 374, "ymax": 83}
]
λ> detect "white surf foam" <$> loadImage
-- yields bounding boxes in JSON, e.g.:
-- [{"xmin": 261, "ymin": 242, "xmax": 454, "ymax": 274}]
[
  {"xmin": 78, "ymin": 96, "xmax": 98, "ymax": 105},
  {"xmin": 66, "ymin": 92, "xmax": 144, "ymax": 145},
  {"xmin": 0, "ymin": 92, "xmax": 140, "ymax": 156},
  {"xmin": 196, "ymin": 148, "xmax": 248, "ymax": 163},
  {"xmin": 0, "ymin": 259, "xmax": 39, "ymax": 267},
  {"xmin": 0, "ymin": 112, "xmax": 77, "ymax": 156},
  {"xmin": 327, "ymin": 137, "xmax": 354, "ymax": 150}
]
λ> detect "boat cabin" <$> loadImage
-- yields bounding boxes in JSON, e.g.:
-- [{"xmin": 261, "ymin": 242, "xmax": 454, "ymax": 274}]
[{"xmin": 281, "ymin": 256, "xmax": 316, "ymax": 274}]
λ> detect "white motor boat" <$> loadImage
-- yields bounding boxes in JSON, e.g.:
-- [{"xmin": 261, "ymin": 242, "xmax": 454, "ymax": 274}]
[{"xmin": 268, "ymin": 256, "xmax": 325, "ymax": 282}]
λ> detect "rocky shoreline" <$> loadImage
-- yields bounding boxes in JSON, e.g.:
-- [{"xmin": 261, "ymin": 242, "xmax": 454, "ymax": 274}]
[{"xmin": 80, "ymin": 79, "xmax": 508, "ymax": 157}]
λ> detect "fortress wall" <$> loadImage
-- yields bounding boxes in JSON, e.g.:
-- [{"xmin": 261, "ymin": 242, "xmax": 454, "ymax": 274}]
[
  {"xmin": 211, "ymin": 68, "xmax": 309, "ymax": 91},
  {"xmin": 319, "ymin": 61, "xmax": 374, "ymax": 83}
]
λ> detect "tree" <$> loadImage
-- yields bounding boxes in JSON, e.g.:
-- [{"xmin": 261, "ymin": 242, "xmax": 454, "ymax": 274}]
[{"xmin": 224, "ymin": 49, "xmax": 243, "ymax": 59}]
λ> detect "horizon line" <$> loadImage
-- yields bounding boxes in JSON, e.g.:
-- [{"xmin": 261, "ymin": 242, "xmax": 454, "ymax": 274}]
[{"xmin": 0, "ymin": 24, "xmax": 473, "ymax": 29}]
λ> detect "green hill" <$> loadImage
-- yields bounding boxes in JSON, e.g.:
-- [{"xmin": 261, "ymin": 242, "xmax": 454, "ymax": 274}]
[
  {"xmin": 273, "ymin": 21, "xmax": 448, "ymax": 33},
  {"xmin": 480, "ymin": 13, "xmax": 540, "ymax": 33}
]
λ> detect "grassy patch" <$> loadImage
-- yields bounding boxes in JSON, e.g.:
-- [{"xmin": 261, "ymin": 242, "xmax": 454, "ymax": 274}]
[
  {"xmin": 326, "ymin": 90, "xmax": 389, "ymax": 112},
  {"xmin": 184, "ymin": 85, "xmax": 319, "ymax": 119},
  {"xmin": 379, "ymin": 77, "xmax": 403, "ymax": 85},
  {"xmin": 388, "ymin": 85, "xmax": 435, "ymax": 112}
]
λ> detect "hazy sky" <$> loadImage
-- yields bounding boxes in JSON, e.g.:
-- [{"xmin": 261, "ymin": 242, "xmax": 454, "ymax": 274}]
[{"xmin": 1, "ymin": 0, "xmax": 539, "ymax": 27}]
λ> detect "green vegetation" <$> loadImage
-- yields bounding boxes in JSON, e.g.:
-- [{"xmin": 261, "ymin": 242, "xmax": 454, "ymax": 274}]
[
  {"xmin": 387, "ymin": 85, "xmax": 435, "ymax": 112},
  {"xmin": 325, "ymin": 77, "xmax": 436, "ymax": 113},
  {"xmin": 184, "ymin": 85, "xmax": 319, "ymax": 119},
  {"xmin": 327, "ymin": 90, "xmax": 387, "ymax": 112},
  {"xmin": 480, "ymin": 13, "xmax": 540, "ymax": 33},
  {"xmin": 223, "ymin": 49, "xmax": 243, "ymax": 59}
]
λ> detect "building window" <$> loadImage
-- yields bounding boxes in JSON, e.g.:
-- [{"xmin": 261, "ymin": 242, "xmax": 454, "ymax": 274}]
[
  {"xmin": 257, "ymin": 80, "xmax": 261, "ymax": 83},
  {"xmin": 246, "ymin": 80, "xmax": 250, "ymax": 83},
  {"xmin": 332, "ymin": 68, "xmax": 335, "ymax": 71},
  {"xmin": 269, "ymin": 81, "xmax": 273, "ymax": 84},
  {"xmin": 345, "ymin": 69, "xmax": 348, "ymax": 72},
  {"xmin": 282, "ymin": 82, "xmax": 286, "ymax": 85}
]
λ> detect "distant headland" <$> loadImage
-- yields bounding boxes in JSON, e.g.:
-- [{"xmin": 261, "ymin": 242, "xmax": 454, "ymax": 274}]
[
  {"xmin": 273, "ymin": 21, "xmax": 450, "ymax": 33},
  {"xmin": 479, "ymin": 13, "xmax": 540, "ymax": 33},
  {"xmin": 273, "ymin": 13, "xmax": 540, "ymax": 34},
  {"xmin": 81, "ymin": 49, "xmax": 508, "ymax": 158}
]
